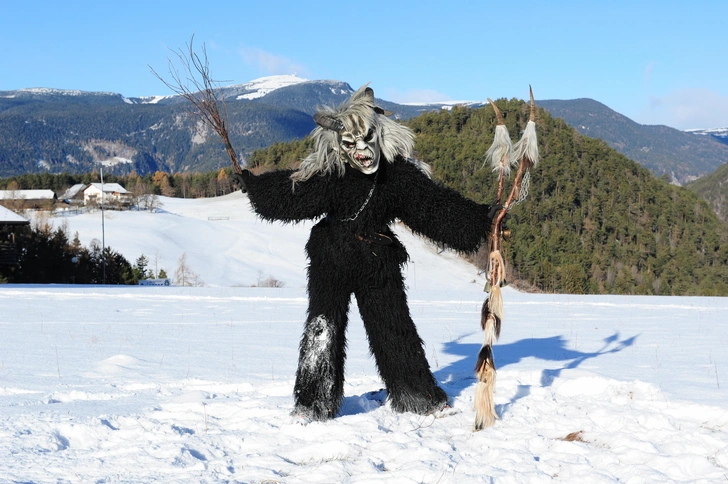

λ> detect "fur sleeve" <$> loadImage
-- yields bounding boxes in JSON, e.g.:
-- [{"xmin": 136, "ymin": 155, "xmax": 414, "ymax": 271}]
[
  {"xmin": 390, "ymin": 160, "xmax": 491, "ymax": 253},
  {"xmin": 241, "ymin": 169, "xmax": 329, "ymax": 223}
]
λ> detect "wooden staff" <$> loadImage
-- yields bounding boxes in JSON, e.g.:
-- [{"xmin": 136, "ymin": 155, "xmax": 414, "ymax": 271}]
[{"xmin": 474, "ymin": 88, "xmax": 538, "ymax": 430}]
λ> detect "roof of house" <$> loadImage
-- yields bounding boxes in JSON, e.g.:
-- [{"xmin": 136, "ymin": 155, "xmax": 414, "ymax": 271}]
[
  {"xmin": 85, "ymin": 183, "xmax": 130, "ymax": 194},
  {"xmin": 60, "ymin": 183, "xmax": 87, "ymax": 200},
  {"xmin": 0, "ymin": 204, "xmax": 30, "ymax": 225},
  {"xmin": 0, "ymin": 189, "xmax": 57, "ymax": 200}
]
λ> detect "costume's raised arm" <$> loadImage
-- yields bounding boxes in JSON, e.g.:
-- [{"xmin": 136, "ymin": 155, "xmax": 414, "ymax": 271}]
[
  {"xmin": 392, "ymin": 160, "xmax": 492, "ymax": 253},
  {"xmin": 241, "ymin": 169, "xmax": 329, "ymax": 223}
]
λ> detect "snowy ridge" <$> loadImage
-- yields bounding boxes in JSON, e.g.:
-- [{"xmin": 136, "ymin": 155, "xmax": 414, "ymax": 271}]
[
  {"xmin": 17, "ymin": 87, "xmax": 120, "ymax": 97},
  {"xmin": 1, "ymin": 87, "xmax": 139, "ymax": 105},
  {"xmin": 137, "ymin": 94, "xmax": 174, "ymax": 104},
  {"xmin": 1, "ymin": 76, "xmax": 311, "ymax": 105},
  {"xmin": 686, "ymin": 127, "xmax": 728, "ymax": 137},
  {"xmin": 400, "ymin": 100, "xmax": 484, "ymax": 107},
  {"xmin": 233, "ymin": 74, "xmax": 308, "ymax": 100}
]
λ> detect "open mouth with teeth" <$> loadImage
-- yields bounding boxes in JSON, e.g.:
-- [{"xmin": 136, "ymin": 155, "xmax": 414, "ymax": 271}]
[
  {"xmin": 341, "ymin": 130, "xmax": 379, "ymax": 174},
  {"xmin": 355, "ymin": 153, "xmax": 374, "ymax": 168}
]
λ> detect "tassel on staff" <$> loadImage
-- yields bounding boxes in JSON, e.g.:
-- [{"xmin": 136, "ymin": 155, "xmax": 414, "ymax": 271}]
[
  {"xmin": 513, "ymin": 87, "xmax": 539, "ymax": 172},
  {"xmin": 484, "ymin": 99, "xmax": 515, "ymax": 177},
  {"xmin": 474, "ymin": 89, "xmax": 539, "ymax": 431}
]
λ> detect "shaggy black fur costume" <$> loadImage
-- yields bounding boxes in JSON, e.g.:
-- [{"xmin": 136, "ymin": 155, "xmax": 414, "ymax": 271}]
[{"xmin": 241, "ymin": 156, "xmax": 493, "ymax": 420}]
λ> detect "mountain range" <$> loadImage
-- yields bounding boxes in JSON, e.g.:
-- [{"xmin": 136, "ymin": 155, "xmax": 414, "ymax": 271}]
[
  {"xmin": 1, "ymin": 76, "xmax": 727, "ymax": 186},
  {"xmin": 0, "ymin": 76, "xmax": 482, "ymax": 177},
  {"xmin": 537, "ymin": 99, "xmax": 728, "ymax": 184}
]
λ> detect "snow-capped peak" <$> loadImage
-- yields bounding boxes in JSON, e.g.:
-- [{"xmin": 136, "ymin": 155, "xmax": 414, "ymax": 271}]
[
  {"xmin": 685, "ymin": 127, "xmax": 728, "ymax": 137},
  {"xmin": 138, "ymin": 95, "xmax": 175, "ymax": 105},
  {"xmin": 234, "ymin": 74, "xmax": 308, "ymax": 100},
  {"xmin": 17, "ymin": 87, "xmax": 119, "ymax": 97}
]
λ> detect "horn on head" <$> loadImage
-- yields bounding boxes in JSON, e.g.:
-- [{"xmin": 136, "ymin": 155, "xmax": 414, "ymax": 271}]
[
  {"xmin": 313, "ymin": 112, "xmax": 345, "ymax": 132},
  {"xmin": 364, "ymin": 87, "xmax": 393, "ymax": 116}
]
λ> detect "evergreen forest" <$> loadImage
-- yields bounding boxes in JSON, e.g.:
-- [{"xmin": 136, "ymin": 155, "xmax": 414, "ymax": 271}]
[
  {"xmin": 686, "ymin": 160, "xmax": 728, "ymax": 224},
  {"xmin": 0, "ymin": 99, "xmax": 314, "ymax": 176}
]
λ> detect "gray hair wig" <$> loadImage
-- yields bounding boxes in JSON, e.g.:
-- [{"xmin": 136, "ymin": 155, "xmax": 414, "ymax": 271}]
[{"xmin": 291, "ymin": 84, "xmax": 430, "ymax": 183}]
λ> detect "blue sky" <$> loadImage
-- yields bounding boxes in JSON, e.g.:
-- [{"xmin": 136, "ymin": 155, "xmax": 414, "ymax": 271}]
[{"xmin": 2, "ymin": 0, "xmax": 727, "ymax": 130}]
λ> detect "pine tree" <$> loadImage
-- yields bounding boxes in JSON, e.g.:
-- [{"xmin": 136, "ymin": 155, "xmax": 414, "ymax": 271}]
[{"xmin": 133, "ymin": 254, "xmax": 150, "ymax": 282}]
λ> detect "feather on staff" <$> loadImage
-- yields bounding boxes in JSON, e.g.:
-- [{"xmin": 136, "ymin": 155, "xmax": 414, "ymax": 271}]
[{"xmin": 474, "ymin": 88, "xmax": 539, "ymax": 430}]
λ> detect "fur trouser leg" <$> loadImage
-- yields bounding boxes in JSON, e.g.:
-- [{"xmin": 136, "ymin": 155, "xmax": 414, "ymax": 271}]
[
  {"xmin": 292, "ymin": 277, "xmax": 351, "ymax": 421},
  {"xmin": 355, "ymin": 275, "xmax": 448, "ymax": 415}
]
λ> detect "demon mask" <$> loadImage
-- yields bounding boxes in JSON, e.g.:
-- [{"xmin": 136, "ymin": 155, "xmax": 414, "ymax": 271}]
[
  {"xmin": 312, "ymin": 87, "xmax": 382, "ymax": 175},
  {"xmin": 339, "ymin": 124, "xmax": 381, "ymax": 175},
  {"xmin": 292, "ymin": 84, "xmax": 425, "ymax": 184}
]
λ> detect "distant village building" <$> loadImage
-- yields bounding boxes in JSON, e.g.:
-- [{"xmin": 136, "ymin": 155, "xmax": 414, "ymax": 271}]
[
  {"xmin": 0, "ymin": 204, "xmax": 30, "ymax": 266},
  {"xmin": 0, "ymin": 189, "xmax": 57, "ymax": 210},
  {"xmin": 83, "ymin": 183, "xmax": 132, "ymax": 207},
  {"xmin": 0, "ymin": 183, "xmax": 134, "ymax": 212},
  {"xmin": 0, "ymin": 204, "xmax": 29, "ymax": 225},
  {"xmin": 59, "ymin": 184, "xmax": 88, "ymax": 205}
]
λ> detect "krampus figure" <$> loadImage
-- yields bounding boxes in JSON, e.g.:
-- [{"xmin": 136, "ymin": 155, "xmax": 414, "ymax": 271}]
[{"xmin": 239, "ymin": 85, "xmax": 499, "ymax": 421}]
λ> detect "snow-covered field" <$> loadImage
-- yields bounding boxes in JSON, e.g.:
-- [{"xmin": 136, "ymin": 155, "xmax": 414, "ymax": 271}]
[{"xmin": 1, "ymin": 193, "xmax": 727, "ymax": 482}]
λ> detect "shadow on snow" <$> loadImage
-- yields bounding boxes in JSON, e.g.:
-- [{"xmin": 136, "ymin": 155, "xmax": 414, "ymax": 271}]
[
  {"xmin": 434, "ymin": 331, "xmax": 638, "ymax": 415},
  {"xmin": 338, "ymin": 331, "xmax": 637, "ymax": 418}
]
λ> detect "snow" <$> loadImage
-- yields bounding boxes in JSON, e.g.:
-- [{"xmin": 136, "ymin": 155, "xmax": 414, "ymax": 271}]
[
  {"xmin": 401, "ymin": 100, "xmax": 484, "ymax": 109},
  {"xmin": 2, "ymin": 192, "xmax": 728, "ymax": 482},
  {"xmin": 96, "ymin": 157, "xmax": 135, "ymax": 167},
  {"xmin": 19, "ymin": 87, "xmax": 89, "ymax": 96},
  {"xmin": 17, "ymin": 87, "xmax": 119, "ymax": 98},
  {"xmin": 139, "ymin": 95, "xmax": 173, "ymax": 105},
  {"xmin": 86, "ymin": 183, "xmax": 129, "ymax": 194},
  {"xmin": 0, "ymin": 204, "xmax": 29, "ymax": 223},
  {"xmin": 234, "ymin": 74, "xmax": 308, "ymax": 100},
  {"xmin": 685, "ymin": 127, "xmax": 728, "ymax": 137},
  {"xmin": 0, "ymin": 189, "xmax": 56, "ymax": 200}
]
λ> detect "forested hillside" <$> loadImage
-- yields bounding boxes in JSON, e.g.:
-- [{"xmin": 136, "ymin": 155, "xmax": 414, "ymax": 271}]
[
  {"xmin": 538, "ymin": 98, "xmax": 728, "ymax": 184},
  {"xmin": 249, "ymin": 100, "xmax": 728, "ymax": 296},
  {"xmin": 0, "ymin": 95, "xmax": 314, "ymax": 177},
  {"xmin": 686, "ymin": 161, "xmax": 728, "ymax": 223}
]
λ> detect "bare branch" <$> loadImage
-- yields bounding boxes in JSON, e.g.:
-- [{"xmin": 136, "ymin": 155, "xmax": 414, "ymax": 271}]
[{"xmin": 149, "ymin": 34, "xmax": 242, "ymax": 174}]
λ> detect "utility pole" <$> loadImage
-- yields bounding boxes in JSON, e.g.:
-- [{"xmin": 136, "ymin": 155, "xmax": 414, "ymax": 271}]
[{"xmin": 101, "ymin": 168, "xmax": 106, "ymax": 284}]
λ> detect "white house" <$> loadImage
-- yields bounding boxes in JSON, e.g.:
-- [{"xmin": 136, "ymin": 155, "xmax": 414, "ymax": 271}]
[{"xmin": 83, "ymin": 183, "xmax": 132, "ymax": 207}]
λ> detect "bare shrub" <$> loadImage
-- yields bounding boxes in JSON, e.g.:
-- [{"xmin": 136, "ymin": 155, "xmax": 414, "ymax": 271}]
[
  {"xmin": 174, "ymin": 253, "xmax": 204, "ymax": 287},
  {"xmin": 253, "ymin": 271, "xmax": 285, "ymax": 288}
]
